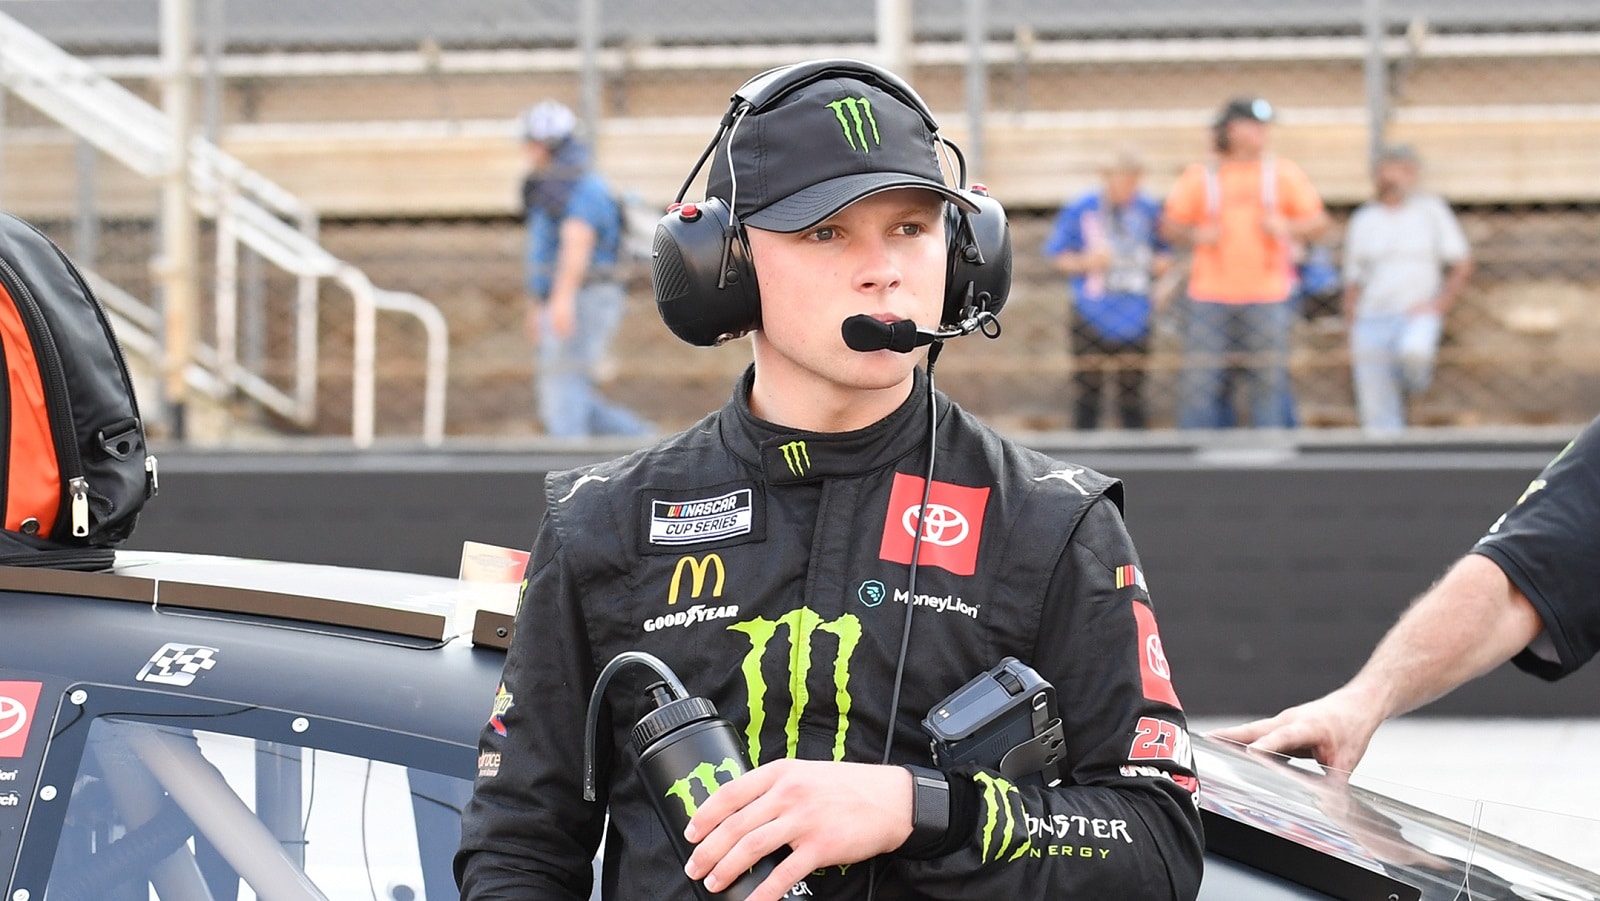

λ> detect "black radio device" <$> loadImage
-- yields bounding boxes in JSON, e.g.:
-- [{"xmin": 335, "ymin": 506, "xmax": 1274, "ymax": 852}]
[{"xmin": 921, "ymin": 657, "xmax": 1066, "ymax": 787}]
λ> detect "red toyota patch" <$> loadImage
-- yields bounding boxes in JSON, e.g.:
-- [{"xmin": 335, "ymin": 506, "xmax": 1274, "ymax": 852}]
[
  {"xmin": 0, "ymin": 680, "xmax": 43, "ymax": 758},
  {"xmin": 1132, "ymin": 601, "xmax": 1182, "ymax": 709},
  {"xmin": 878, "ymin": 473, "xmax": 990, "ymax": 576}
]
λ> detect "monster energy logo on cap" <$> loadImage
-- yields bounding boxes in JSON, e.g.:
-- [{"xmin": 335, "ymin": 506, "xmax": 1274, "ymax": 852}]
[
  {"xmin": 780, "ymin": 441, "xmax": 811, "ymax": 477},
  {"xmin": 728, "ymin": 607, "xmax": 861, "ymax": 763},
  {"xmin": 827, "ymin": 97, "xmax": 881, "ymax": 152}
]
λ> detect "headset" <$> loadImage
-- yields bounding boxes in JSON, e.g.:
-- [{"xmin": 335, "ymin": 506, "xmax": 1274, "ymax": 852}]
[{"xmin": 650, "ymin": 59, "xmax": 1012, "ymax": 348}]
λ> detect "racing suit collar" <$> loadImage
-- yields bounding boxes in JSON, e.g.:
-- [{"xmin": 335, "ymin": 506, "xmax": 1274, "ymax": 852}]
[{"xmin": 721, "ymin": 365, "xmax": 938, "ymax": 485}]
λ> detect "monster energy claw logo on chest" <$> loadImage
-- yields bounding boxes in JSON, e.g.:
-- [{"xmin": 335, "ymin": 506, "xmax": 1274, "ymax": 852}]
[
  {"xmin": 728, "ymin": 607, "xmax": 862, "ymax": 763},
  {"xmin": 827, "ymin": 97, "xmax": 881, "ymax": 152}
]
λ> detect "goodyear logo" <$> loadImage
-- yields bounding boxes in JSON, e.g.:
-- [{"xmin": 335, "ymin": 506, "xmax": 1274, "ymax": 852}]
[
  {"xmin": 781, "ymin": 441, "xmax": 811, "ymax": 477},
  {"xmin": 827, "ymin": 97, "xmax": 880, "ymax": 152},
  {"xmin": 670, "ymin": 554, "xmax": 725, "ymax": 606}
]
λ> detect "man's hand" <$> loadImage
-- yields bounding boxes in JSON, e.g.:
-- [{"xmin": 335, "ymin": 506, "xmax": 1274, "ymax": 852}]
[
  {"xmin": 1262, "ymin": 211, "xmax": 1290, "ymax": 240},
  {"xmin": 1210, "ymin": 685, "xmax": 1386, "ymax": 774},
  {"xmin": 548, "ymin": 294, "xmax": 577, "ymax": 340},
  {"xmin": 683, "ymin": 759, "xmax": 914, "ymax": 901}
]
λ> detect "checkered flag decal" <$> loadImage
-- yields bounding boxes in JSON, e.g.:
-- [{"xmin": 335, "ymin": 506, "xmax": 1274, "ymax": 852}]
[{"xmin": 136, "ymin": 643, "xmax": 220, "ymax": 687}]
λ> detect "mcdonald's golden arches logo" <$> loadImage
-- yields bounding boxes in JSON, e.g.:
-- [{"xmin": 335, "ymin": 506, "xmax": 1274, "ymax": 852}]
[{"xmin": 669, "ymin": 554, "xmax": 725, "ymax": 606}]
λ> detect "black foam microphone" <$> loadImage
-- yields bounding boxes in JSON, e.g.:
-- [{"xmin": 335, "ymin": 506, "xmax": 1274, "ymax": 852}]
[
  {"xmin": 842, "ymin": 312, "xmax": 1002, "ymax": 354},
  {"xmin": 841, "ymin": 316, "xmax": 928, "ymax": 353}
]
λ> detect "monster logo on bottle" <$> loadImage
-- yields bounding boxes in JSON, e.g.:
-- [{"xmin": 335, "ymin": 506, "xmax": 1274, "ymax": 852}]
[{"xmin": 663, "ymin": 756, "xmax": 743, "ymax": 818}]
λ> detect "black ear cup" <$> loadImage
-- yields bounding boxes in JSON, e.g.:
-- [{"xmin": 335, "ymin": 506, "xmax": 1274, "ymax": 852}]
[
  {"xmin": 943, "ymin": 189, "xmax": 1012, "ymax": 325},
  {"xmin": 651, "ymin": 197, "xmax": 761, "ymax": 347}
]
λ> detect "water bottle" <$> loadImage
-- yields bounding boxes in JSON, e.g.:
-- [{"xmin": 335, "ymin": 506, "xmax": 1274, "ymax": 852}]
[{"xmin": 585, "ymin": 651, "xmax": 812, "ymax": 901}]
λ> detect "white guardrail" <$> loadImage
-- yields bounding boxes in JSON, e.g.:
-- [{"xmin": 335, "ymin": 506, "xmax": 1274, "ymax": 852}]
[{"xmin": 0, "ymin": 9, "xmax": 447, "ymax": 446}]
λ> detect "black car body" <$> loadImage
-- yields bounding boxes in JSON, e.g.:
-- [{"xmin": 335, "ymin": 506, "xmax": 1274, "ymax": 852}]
[{"xmin": 0, "ymin": 553, "xmax": 1596, "ymax": 901}]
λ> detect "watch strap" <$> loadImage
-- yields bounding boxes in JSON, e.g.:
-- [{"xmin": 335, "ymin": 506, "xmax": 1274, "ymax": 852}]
[{"xmin": 900, "ymin": 764, "xmax": 952, "ymax": 859}]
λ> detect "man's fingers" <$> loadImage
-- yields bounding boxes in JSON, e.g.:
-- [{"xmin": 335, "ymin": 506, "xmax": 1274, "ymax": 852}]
[
  {"xmin": 739, "ymin": 847, "xmax": 818, "ymax": 901},
  {"xmin": 1245, "ymin": 723, "xmax": 1318, "ymax": 758},
  {"xmin": 1211, "ymin": 717, "xmax": 1325, "ymax": 761},
  {"xmin": 1210, "ymin": 717, "xmax": 1277, "ymax": 746},
  {"xmin": 685, "ymin": 765, "xmax": 775, "ymax": 844},
  {"xmin": 702, "ymin": 816, "xmax": 803, "ymax": 898}
]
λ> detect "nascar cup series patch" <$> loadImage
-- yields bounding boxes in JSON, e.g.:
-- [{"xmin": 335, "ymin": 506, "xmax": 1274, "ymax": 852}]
[{"xmin": 640, "ymin": 482, "xmax": 767, "ymax": 554}]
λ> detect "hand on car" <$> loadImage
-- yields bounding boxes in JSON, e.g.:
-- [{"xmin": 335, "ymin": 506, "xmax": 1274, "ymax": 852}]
[
  {"xmin": 1210, "ymin": 685, "xmax": 1386, "ymax": 775},
  {"xmin": 683, "ymin": 759, "xmax": 914, "ymax": 901}
]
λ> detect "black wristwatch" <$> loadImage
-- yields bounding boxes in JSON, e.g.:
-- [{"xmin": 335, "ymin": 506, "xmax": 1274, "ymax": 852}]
[{"xmin": 900, "ymin": 765, "xmax": 951, "ymax": 858}]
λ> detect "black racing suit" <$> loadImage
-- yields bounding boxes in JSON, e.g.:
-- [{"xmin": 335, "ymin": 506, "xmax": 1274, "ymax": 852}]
[{"xmin": 456, "ymin": 367, "xmax": 1204, "ymax": 899}]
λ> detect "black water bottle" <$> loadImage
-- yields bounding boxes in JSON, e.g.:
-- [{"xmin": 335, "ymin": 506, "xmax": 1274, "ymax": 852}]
[{"xmin": 585, "ymin": 652, "xmax": 811, "ymax": 901}]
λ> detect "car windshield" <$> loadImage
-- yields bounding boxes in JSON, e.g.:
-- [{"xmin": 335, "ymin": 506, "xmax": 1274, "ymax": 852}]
[
  {"xmin": 25, "ymin": 714, "xmax": 470, "ymax": 901},
  {"xmin": 1197, "ymin": 734, "xmax": 1600, "ymax": 900}
]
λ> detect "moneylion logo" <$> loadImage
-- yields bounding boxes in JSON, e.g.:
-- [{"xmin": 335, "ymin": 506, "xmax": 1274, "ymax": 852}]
[
  {"xmin": 728, "ymin": 607, "xmax": 862, "ymax": 763},
  {"xmin": 780, "ymin": 441, "xmax": 811, "ymax": 477},
  {"xmin": 974, "ymin": 771, "xmax": 1033, "ymax": 863},
  {"xmin": 669, "ymin": 553, "xmax": 725, "ymax": 606},
  {"xmin": 827, "ymin": 97, "xmax": 880, "ymax": 152},
  {"xmin": 663, "ymin": 757, "xmax": 742, "ymax": 818}
]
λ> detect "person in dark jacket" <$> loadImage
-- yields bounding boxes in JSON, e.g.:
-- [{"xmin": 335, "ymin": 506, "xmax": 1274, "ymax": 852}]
[{"xmin": 456, "ymin": 59, "xmax": 1204, "ymax": 901}]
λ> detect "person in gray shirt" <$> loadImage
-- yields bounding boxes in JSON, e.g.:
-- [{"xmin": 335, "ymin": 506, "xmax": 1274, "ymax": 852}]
[{"xmin": 1341, "ymin": 144, "xmax": 1472, "ymax": 431}]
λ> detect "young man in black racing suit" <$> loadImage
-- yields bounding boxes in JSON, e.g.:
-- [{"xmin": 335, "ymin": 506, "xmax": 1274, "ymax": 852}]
[{"xmin": 456, "ymin": 60, "xmax": 1203, "ymax": 901}]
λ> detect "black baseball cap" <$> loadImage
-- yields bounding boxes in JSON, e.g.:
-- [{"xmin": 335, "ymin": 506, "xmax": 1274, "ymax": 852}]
[
  {"xmin": 706, "ymin": 74, "xmax": 978, "ymax": 233},
  {"xmin": 1215, "ymin": 96, "xmax": 1275, "ymax": 128}
]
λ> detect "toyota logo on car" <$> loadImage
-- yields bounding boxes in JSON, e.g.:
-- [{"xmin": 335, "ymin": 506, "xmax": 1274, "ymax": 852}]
[{"xmin": 900, "ymin": 504, "xmax": 969, "ymax": 547}]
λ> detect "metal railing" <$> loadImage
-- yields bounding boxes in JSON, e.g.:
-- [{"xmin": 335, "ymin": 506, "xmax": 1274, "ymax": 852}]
[{"xmin": 0, "ymin": 9, "xmax": 447, "ymax": 445}]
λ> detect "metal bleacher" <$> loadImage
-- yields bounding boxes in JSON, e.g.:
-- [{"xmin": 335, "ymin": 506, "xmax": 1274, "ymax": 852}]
[{"xmin": 0, "ymin": 8, "xmax": 448, "ymax": 445}]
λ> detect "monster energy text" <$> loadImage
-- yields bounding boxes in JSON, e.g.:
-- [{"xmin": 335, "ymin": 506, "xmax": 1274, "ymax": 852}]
[
  {"xmin": 827, "ymin": 97, "xmax": 881, "ymax": 152},
  {"xmin": 727, "ymin": 607, "xmax": 862, "ymax": 763},
  {"xmin": 781, "ymin": 441, "xmax": 811, "ymax": 477}
]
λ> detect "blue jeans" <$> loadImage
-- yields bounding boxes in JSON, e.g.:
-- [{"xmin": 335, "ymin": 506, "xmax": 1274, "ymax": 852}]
[
  {"xmin": 1178, "ymin": 299, "xmax": 1294, "ymax": 429},
  {"xmin": 537, "ymin": 282, "xmax": 653, "ymax": 438},
  {"xmin": 1349, "ymin": 313, "xmax": 1442, "ymax": 432}
]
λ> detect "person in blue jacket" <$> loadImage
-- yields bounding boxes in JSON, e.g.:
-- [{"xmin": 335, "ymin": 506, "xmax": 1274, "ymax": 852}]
[{"xmin": 1043, "ymin": 148, "xmax": 1172, "ymax": 430}]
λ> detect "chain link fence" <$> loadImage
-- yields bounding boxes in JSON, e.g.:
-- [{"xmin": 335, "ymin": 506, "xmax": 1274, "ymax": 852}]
[{"xmin": 0, "ymin": 0, "xmax": 1596, "ymax": 442}]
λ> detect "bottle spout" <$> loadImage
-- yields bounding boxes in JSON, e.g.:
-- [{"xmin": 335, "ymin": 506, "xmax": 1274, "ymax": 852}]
[{"xmin": 582, "ymin": 651, "xmax": 690, "ymax": 802}]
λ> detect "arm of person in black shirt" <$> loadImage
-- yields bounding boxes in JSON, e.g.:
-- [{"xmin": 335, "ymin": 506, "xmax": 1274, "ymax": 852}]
[{"xmin": 1214, "ymin": 554, "xmax": 1542, "ymax": 773}]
